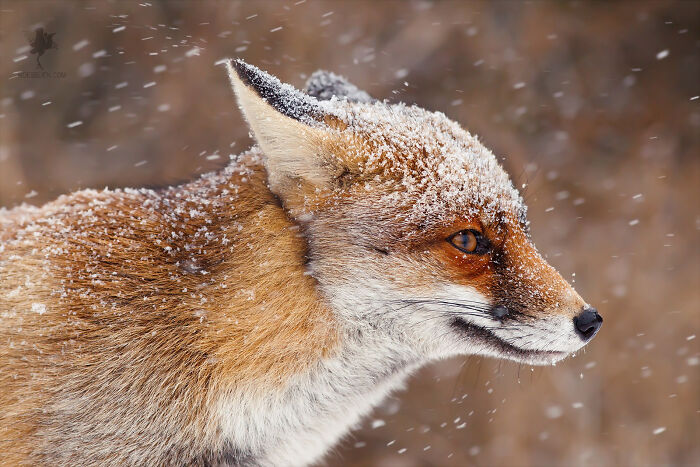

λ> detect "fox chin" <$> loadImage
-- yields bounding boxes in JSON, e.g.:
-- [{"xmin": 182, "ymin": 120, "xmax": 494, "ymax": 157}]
[{"xmin": 0, "ymin": 59, "xmax": 602, "ymax": 466}]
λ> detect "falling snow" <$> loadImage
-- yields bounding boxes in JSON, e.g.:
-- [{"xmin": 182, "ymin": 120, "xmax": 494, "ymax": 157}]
[{"xmin": 0, "ymin": 3, "xmax": 698, "ymax": 466}]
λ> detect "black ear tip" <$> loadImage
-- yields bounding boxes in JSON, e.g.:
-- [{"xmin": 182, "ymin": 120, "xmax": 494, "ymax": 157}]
[
  {"xmin": 227, "ymin": 58, "xmax": 323, "ymax": 123},
  {"xmin": 229, "ymin": 58, "xmax": 261, "ymax": 88},
  {"xmin": 227, "ymin": 58, "xmax": 282, "ymax": 96}
]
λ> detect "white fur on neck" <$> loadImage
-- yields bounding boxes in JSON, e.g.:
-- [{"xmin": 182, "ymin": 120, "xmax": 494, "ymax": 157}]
[
  {"xmin": 215, "ymin": 323, "xmax": 419, "ymax": 466},
  {"xmin": 214, "ymin": 239, "xmax": 500, "ymax": 465}
]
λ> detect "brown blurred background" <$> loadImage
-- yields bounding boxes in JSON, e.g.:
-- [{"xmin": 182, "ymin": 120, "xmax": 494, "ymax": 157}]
[{"xmin": 1, "ymin": 1, "xmax": 698, "ymax": 465}]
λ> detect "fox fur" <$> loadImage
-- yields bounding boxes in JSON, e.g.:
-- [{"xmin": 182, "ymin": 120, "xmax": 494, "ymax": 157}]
[{"xmin": 0, "ymin": 59, "xmax": 600, "ymax": 466}]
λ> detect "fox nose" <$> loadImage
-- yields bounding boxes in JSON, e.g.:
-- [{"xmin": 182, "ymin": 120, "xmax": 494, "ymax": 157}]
[{"xmin": 573, "ymin": 307, "xmax": 603, "ymax": 341}]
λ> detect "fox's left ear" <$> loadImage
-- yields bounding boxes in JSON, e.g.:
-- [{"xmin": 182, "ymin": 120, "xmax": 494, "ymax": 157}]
[
  {"xmin": 226, "ymin": 59, "xmax": 351, "ymax": 205},
  {"xmin": 305, "ymin": 70, "xmax": 374, "ymax": 103}
]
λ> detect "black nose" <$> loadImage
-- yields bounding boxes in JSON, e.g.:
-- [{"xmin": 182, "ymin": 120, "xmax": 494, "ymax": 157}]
[{"xmin": 573, "ymin": 307, "xmax": 603, "ymax": 341}]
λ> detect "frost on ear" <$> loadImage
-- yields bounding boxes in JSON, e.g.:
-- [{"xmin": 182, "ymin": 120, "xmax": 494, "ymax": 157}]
[
  {"xmin": 305, "ymin": 70, "xmax": 374, "ymax": 103},
  {"xmin": 225, "ymin": 59, "xmax": 339, "ymax": 196}
]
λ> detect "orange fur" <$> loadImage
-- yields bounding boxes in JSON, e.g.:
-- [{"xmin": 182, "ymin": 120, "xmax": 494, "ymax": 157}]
[{"xmin": 0, "ymin": 151, "xmax": 339, "ymax": 465}]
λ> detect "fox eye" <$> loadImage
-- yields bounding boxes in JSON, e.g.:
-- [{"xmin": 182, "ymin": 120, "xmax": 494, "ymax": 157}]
[{"xmin": 447, "ymin": 229, "xmax": 490, "ymax": 255}]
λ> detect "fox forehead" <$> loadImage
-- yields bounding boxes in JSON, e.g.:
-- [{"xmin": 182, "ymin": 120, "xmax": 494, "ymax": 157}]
[{"xmin": 317, "ymin": 98, "xmax": 527, "ymax": 229}]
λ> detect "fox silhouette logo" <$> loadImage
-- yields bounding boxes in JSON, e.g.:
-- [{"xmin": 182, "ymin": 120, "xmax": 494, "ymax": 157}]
[{"xmin": 28, "ymin": 28, "xmax": 57, "ymax": 70}]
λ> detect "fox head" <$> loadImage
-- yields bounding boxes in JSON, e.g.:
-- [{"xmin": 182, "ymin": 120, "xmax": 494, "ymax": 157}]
[{"xmin": 226, "ymin": 59, "xmax": 602, "ymax": 366}]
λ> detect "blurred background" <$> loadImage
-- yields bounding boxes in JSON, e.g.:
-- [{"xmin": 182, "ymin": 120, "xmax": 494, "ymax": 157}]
[{"xmin": 1, "ymin": 1, "xmax": 698, "ymax": 465}]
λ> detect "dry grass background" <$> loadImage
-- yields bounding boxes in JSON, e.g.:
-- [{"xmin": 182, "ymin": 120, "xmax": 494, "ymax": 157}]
[{"xmin": 1, "ymin": 1, "xmax": 698, "ymax": 465}]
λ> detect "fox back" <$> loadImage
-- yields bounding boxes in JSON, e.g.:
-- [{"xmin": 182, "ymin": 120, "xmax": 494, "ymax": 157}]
[{"xmin": 0, "ymin": 60, "xmax": 602, "ymax": 466}]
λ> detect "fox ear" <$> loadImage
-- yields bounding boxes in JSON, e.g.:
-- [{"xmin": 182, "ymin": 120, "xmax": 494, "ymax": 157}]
[
  {"xmin": 226, "ymin": 59, "xmax": 341, "ymax": 199},
  {"xmin": 305, "ymin": 70, "xmax": 374, "ymax": 103}
]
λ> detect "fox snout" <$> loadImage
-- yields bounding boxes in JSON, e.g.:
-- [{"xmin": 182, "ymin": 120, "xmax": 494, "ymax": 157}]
[
  {"xmin": 574, "ymin": 306, "xmax": 603, "ymax": 341},
  {"xmin": 425, "ymin": 216, "xmax": 604, "ymax": 364}
]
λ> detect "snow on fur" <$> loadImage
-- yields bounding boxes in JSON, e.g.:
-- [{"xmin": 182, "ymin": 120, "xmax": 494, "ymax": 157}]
[
  {"xmin": 229, "ymin": 59, "xmax": 526, "ymax": 230},
  {"xmin": 320, "ymin": 98, "xmax": 527, "ymax": 228}
]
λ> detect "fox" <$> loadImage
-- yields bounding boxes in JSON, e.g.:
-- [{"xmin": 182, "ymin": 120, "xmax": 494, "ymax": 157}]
[{"xmin": 0, "ymin": 59, "xmax": 602, "ymax": 466}]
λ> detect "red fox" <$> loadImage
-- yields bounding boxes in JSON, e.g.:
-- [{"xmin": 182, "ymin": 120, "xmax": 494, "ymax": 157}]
[{"xmin": 0, "ymin": 59, "xmax": 602, "ymax": 466}]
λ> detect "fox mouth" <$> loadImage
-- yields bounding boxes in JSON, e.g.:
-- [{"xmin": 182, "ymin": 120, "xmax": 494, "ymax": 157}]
[{"xmin": 452, "ymin": 318, "xmax": 568, "ymax": 365}]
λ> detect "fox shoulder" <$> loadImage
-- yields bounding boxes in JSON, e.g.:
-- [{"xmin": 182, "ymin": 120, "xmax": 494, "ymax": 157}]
[{"xmin": 0, "ymin": 150, "xmax": 338, "ymax": 464}]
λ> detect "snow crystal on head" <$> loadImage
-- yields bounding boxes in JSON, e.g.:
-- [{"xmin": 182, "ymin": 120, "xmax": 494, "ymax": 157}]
[{"xmin": 318, "ymin": 98, "xmax": 527, "ymax": 228}]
